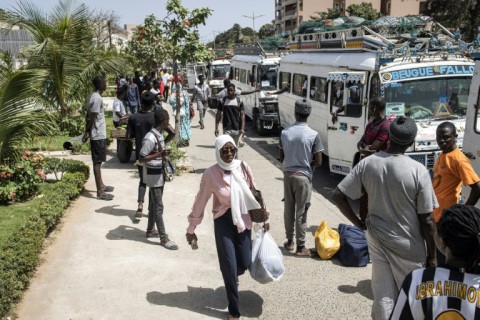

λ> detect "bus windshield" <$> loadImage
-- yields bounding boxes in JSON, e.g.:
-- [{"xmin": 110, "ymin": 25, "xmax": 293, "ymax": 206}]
[
  {"xmin": 210, "ymin": 64, "xmax": 230, "ymax": 79},
  {"xmin": 383, "ymin": 77, "xmax": 471, "ymax": 120},
  {"xmin": 258, "ymin": 65, "xmax": 278, "ymax": 91}
]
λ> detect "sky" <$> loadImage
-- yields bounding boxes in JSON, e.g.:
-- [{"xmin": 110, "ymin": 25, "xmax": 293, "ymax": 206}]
[{"xmin": 1, "ymin": 0, "xmax": 275, "ymax": 43}]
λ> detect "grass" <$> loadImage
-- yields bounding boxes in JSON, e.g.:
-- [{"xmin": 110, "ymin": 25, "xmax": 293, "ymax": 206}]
[
  {"xmin": 22, "ymin": 135, "xmax": 71, "ymax": 152},
  {"xmin": 0, "ymin": 182, "xmax": 56, "ymax": 248}
]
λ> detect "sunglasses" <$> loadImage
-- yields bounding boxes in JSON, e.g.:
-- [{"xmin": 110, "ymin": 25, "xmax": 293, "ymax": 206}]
[{"xmin": 220, "ymin": 147, "xmax": 237, "ymax": 155}]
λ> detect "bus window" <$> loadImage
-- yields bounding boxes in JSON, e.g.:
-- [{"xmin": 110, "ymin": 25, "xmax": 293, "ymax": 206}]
[
  {"xmin": 310, "ymin": 76, "xmax": 327, "ymax": 102},
  {"xmin": 240, "ymin": 69, "xmax": 247, "ymax": 84},
  {"xmin": 475, "ymin": 87, "xmax": 480, "ymax": 133},
  {"xmin": 251, "ymin": 65, "xmax": 257, "ymax": 86},
  {"xmin": 280, "ymin": 72, "xmax": 291, "ymax": 91},
  {"xmin": 234, "ymin": 68, "xmax": 240, "ymax": 81},
  {"xmin": 345, "ymin": 82, "xmax": 363, "ymax": 117},
  {"xmin": 330, "ymin": 81, "xmax": 345, "ymax": 115},
  {"xmin": 293, "ymin": 74, "xmax": 307, "ymax": 97}
]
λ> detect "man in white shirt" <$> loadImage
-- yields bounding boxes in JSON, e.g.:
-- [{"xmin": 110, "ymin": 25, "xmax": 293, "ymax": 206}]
[
  {"xmin": 161, "ymin": 69, "xmax": 171, "ymax": 101},
  {"xmin": 191, "ymin": 75, "xmax": 210, "ymax": 129}
]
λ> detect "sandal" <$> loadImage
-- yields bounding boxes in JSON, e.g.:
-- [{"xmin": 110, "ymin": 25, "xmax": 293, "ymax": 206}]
[
  {"xmin": 160, "ymin": 238, "xmax": 178, "ymax": 250},
  {"xmin": 146, "ymin": 230, "xmax": 159, "ymax": 238},
  {"xmin": 103, "ymin": 186, "xmax": 114, "ymax": 192},
  {"xmin": 97, "ymin": 193, "xmax": 114, "ymax": 201},
  {"xmin": 283, "ymin": 240, "xmax": 295, "ymax": 252},
  {"xmin": 295, "ymin": 246, "xmax": 312, "ymax": 257},
  {"xmin": 228, "ymin": 316, "xmax": 240, "ymax": 320}
]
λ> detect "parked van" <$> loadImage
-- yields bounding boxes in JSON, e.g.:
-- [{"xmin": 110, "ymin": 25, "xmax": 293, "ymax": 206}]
[
  {"xmin": 278, "ymin": 24, "xmax": 477, "ymax": 175},
  {"xmin": 230, "ymin": 43, "xmax": 282, "ymax": 135},
  {"xmin": 461, "ymin": 53, "xmax": 480, "ymax": 203}
]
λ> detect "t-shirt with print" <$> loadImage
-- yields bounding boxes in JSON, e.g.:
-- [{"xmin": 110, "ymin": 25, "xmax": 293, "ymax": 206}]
[
  {"xmin": 112, "ymin": 97, "xmax": 126, "ymax": 122},
  {"xmin": 338, "ymin": 151, "xmax": 438, "ymax": 261},
  {"xmin": 432, "ymin": 147, "xmax": 480, "ymax": 221},
  {"xmin": 219, "ymin": 96, "xmax": 244, "ymax": 131},
  {"xmin": 86, "ymin": 91, "xmax": 106, "ymax": 140},
  {"xmin": 390, "ymin": 266, "xmax": 480, "ymax": 320},
  {"xmin": 139, "ymin": 128, "xmax": 165, "ymax": 188}
]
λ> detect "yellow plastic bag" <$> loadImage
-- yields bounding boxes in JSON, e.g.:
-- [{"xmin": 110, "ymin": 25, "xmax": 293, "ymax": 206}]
[{"xmin": 315, "ymin": 220, "xmax": 341, "ymax": 260}]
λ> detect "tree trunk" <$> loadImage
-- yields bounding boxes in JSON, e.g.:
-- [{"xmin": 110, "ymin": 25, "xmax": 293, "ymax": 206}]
[{"xmin": 173, "ymin": 59, "xmax": 181, "ymax": 143}]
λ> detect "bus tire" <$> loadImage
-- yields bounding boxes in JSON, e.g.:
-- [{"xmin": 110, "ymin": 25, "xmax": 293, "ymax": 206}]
[
  {"xmin": 117, "ymin": 140, "xmax": 133, "ymax": 163},
  {"xmin": 253, "ymin": 111, "xmax": 268, "ymax": 136}
]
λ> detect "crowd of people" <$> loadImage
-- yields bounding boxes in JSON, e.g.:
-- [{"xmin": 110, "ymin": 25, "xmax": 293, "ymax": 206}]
[{"xmin": 82, "ymin": 72, "xmax": 480, "ymax": 320}]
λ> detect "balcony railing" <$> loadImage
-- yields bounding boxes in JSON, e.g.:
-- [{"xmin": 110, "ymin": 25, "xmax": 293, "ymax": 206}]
[{"xmin": 284, "ymin": 9, "xmax": 297, "ymax": 17}]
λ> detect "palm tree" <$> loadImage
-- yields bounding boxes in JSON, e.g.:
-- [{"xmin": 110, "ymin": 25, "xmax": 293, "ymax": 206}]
[
  {"xmin": 0, "ymin": 52, "xmax": 53, "ymax": 162},
  {"xmin": 3, "ymin": 0, "xmax": 128, "ymax": 117}
]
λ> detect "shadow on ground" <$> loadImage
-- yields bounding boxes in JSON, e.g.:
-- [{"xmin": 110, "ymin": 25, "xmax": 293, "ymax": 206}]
[
  {"xmin": 338, "ymin": 279, "xmax": 373, "ymax": 300},
  {"xmin": 147, "ymin": 286, "xmax": 263, "ymax": 319}
]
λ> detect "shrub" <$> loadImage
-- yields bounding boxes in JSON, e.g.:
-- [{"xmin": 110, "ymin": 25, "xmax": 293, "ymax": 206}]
[
  {"xmin": 0, "ymin": 151, "xmax": 46, "ymax": 205},
  {"xmin": 0, "ymin": 159, "xmax": 89, "ymax": 317}
]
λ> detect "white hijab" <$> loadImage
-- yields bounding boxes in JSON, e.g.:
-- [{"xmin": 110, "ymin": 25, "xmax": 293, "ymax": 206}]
[{"xmin": 215, "ymin": 135, "xmax": 260, "ymax": 231}]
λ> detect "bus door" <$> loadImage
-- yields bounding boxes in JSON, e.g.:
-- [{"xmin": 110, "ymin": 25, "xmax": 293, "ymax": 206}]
[
  {"xmin": 186, "ymin": 63, "xmax": 196, "ymax": 90},
  {"xmin": 326, "ymin": 71, "xmax": 368, "ymax": 175}
]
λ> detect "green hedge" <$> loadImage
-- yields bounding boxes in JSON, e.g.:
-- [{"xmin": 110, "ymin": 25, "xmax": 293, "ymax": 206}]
[{"xmin": 0, "ymin": 159, "xmax": 89, "ymax": 317}]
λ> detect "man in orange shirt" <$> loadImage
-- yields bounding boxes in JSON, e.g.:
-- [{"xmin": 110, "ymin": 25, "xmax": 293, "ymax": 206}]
[{"xmin": 433, "ymin": 121, "xmax": 480, "ymax": 223}]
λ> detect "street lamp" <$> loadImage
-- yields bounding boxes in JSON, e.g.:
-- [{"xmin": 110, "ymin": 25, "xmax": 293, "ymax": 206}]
[{"xmin": 242, "ymin": 12, "xmax": 265, "ymax": 42}]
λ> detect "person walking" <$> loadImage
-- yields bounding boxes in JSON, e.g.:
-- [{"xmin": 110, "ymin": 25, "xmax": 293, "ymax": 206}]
[
  {"xmin": 191, "ymin": 74, "xmax": 210, "ymax": 130},
  {"xmin": 138, "ymin": 108, "xmax": 177, "ymax": 250},
  {"xmin": 279, "ymin": 99, "xmax": 323, "ymax": 257},
  {"xmin": 126, "ymin": 92, "xmax": 174, "ymax": 235},
  {"xmin": 390, "ymin": 204, "xmax": 480, "ymax": 319},
  {"xmin": 126, "ymin": 76, "xmax": 141, "ymax": 114},
  {"xmin": 162, "ymin": 69, "xmax": 171, "ymax": 101},
  {"xmin": 82, "ymin": 76, "xmax": 114, "ymax": 201},
  {"xmin": 215, "ymin": 83, "xmax": 245, "ymax": 147},
  {"xmin": 169, "ymin": 84, "xmax": 191, "ymax": 147},
  {"xmin": 332, "ymin": 116, "xmax": 438, "ymax": 320},
  {"xmin": 186, "ymin": 135, "xmax": 268, "ymax": 320}
]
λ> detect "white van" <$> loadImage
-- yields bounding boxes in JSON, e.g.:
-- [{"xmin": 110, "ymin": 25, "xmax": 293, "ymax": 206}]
[
  {"xmin": 461, "ymin": 52, "xmax": 480, "ymax": 203},
  {"xmin": 230, "ymin": 44, "xmax": 282, "ymax": 135},
  {"xmin": 279, "ymin": 25, "xmax": 476, "ymax": 175}
]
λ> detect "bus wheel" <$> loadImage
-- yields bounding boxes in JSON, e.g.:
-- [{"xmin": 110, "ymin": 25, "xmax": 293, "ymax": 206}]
[{"xmin": 253, "ymin": 112, "xmax": 268, "ymax": 136}]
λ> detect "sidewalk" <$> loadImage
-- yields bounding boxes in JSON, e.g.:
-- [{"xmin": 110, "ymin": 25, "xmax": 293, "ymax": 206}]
[{"xmin": 15, "ymin": 107, "xmax": 372, "ymax": 320}]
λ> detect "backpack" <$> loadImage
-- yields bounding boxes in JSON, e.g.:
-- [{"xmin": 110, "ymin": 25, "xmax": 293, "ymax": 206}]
[{"xmin": 337, "ymin": 224, "xmax": 369, "ymax": 267}]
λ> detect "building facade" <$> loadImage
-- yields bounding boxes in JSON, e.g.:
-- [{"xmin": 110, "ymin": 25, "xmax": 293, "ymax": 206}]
[{"xmin": 275, "ymin": 0, "xmax": 427, "ymax": 35}]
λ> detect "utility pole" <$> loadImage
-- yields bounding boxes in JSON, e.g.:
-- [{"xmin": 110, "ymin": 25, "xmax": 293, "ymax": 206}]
[{"xmin": 242, "ymin": 12, "xmax": 265, "ymax": 42}]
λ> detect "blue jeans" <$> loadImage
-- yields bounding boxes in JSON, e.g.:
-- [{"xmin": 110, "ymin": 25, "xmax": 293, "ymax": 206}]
[{"xmin": 214, "ymin": 209, "xmax": 251, "ymax": 318}]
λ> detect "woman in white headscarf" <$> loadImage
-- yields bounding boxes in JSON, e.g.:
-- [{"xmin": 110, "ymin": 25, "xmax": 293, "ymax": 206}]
[{"xmin": 186, "ymin": 135, "xmax": 269, "ymax": 320}]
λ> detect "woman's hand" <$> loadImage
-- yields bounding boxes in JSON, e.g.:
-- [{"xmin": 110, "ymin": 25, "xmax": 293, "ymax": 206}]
[
  {"xmin": 186, "ymin": 233, "xmax": 197, "ymax": 244},
  {"xmin": 263, "ymin": 222, "xmax": 270, "ymax": 232}
]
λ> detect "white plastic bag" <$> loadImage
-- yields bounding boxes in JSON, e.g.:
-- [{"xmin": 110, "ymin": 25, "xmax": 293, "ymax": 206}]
[{"xmin": 249, "ymin": 229, "xmax": 285, "ymax": 284}]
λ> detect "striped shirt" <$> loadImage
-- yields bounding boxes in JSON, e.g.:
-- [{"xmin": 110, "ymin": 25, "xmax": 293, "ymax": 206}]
[
  {"xmin": 390, "ymin": 266, "xmax": 480, "ymax": 319},
  {"xmin": 362, "ymin": 117, "xmax": 390, "ymax": 150}
]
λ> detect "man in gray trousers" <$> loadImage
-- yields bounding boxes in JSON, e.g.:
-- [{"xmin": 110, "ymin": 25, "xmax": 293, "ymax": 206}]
[{"xmin": 279, "ymin": 99, "xmax": 323, "ymax": 257}]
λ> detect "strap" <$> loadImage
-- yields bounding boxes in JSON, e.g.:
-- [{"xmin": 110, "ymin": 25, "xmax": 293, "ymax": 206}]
[{"xmin": 240, "ymin": 161, "xmax": 254, "ymax": 190}]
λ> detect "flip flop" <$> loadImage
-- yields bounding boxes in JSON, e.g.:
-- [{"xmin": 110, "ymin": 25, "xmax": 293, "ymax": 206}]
[
  {"xmin": 160, "ymin": 239, "xmax": 178, "ymax": 250},
  {"xmin": 97, "ymin": 193, "xmax": 114, "ymax": 201},
  {"xmin": 283, "ymin": 240, "xmax": 295, "ymax": 252},
  {"xmin": 103, "ymin": 186, "xmax": 114, "ymax": 192},
  {"xmin": 295, "ymin": 247, "xmax": 312, "ymax": 257}
]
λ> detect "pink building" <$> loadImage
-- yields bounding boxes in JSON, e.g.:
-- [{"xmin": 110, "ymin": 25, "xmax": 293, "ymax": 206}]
[{"xmin": 275, "ymin": 0, "xmax": 428, "ymax": 35}]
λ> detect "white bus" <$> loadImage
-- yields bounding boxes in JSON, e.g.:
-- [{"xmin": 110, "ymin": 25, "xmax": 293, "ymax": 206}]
[
  {"xmin": 230, "ymin": 44, "xmax": 282, "ymax": 135},
  {"xmin": 278, "ymin": 25, "xmax": 476, "ymax": 175},
  {"xmin": 206, "ymin": 59, "xmax": 230, "ymax": 108}
]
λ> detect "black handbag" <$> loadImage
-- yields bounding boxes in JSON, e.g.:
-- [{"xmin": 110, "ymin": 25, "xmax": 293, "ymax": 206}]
[{"xmin": 240, "ymin": 161, "xmax": 268, "ymax": 223}]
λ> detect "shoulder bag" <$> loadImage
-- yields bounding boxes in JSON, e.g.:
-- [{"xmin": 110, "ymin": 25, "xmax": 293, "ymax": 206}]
[
  {"xmin": 240, "ymin": 161, "xmax": 268, "ymax": 223},
  {"xmin": 151, "ymin": 131, "xmax": 175, "ymax": 182}
]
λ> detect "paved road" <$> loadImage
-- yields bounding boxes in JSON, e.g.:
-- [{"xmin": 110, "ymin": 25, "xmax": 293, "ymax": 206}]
[{"xmin": 16, "ymin": 106, "xmax": 372, "ymax": 320}]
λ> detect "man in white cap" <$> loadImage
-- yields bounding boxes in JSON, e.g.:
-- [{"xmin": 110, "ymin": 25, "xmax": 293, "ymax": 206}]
[
  {"xmin": 279, "ymin": 99, "xmax": 323, "ymax": 257},
  {"xmin": 332, "ymin": 116, "xmax": 438, "ymax": 320}
]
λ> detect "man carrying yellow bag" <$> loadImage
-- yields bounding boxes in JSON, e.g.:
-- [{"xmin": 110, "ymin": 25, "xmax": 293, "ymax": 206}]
[{"xmin": 314, "ymin": 220, "xmax": 340, "ymax": 259}]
